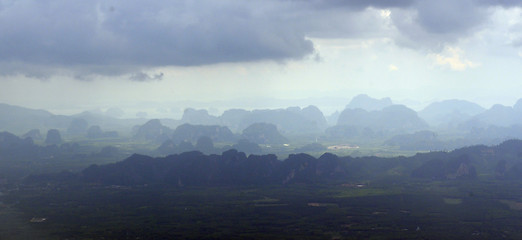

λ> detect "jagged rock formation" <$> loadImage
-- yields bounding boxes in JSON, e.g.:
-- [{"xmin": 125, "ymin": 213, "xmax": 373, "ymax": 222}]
[
  {"xmin": 77, "ymin": 139, "xmax": 522, "ymax": 187},
  {"xmin": 134, "ymin": 119, "xmax": 172, "ymax": 143},
  {"xmin": 45, "ymin": 129, "xmax": 63, "ymax": 145},
  {"xmin": 80, "ymin": 150, "xmax": 352, "ymax": 186},
  {"xmin": 461, "ymin": 99, "xmax": 522, "ymax": 129},
  {"xmin": 345, "ymin": 94, "xmax": 393, "ymax": 111},
  {"xmin": 238, "ymin": 107, "xmax": 326, "ymax": 134},
  {"xmin": 183, "ymin": 106, "xmax": 328, "ymax": 134},
  {"xmin": 66, "ymin": 118, "xmax": 88, "ymax": 136},
  {"xmin": 0, "ymin": 131, "xmax": 35, "ymax": 152},
  {"xmin": 86, "ymin": 125, "xmax": 104, "ymax": 138},
  {"xmin": 331, "ymin": 105, "xmax": 428, "ymax": 139},
  {"xmin": 419, "ymin": 99, "xmax": 485, "ymax": 127},
  {"xmin": 181, "ymin": 108, "xmax": 220, "ymax": 125},
  {"xmin": 0, "ymin": 103, "xmax": 69, "ymax": 134},
  {"xmin": 86, "ymin": 125, "xmax": 118, "ymax": 139},
  {"xmin": 171, "ymin": 124, "xmax": 235, "ymax": 143},
  {"xmin": 241, "ymin": 123, "xmax": 288, "ymax": 144}
]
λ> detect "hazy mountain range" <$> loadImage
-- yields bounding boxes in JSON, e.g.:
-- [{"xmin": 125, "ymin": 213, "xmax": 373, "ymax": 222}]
[{"xmin": 2, "ymin": 94, "xmax": 522, "ymax": 152}]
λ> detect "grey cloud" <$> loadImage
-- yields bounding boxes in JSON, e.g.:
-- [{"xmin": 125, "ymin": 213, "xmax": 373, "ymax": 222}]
[
  {"xmin": 415, "ymin": 0, "xmax": 487, "ymax": 34},
  {"xmin": 475, "ymin": 0, "xmax": 522, "ymax": 8},
  {"xmin": 0, "ymin": 0, "xmax": 521, "ymax": 79},
  {"xmin": 309, "ymin": 0, "xmax": 521, "ymax": 51},
  {"xmin": 129, "ymin": 72, "xmax": 164, "ymax": 82},
  {"xmin": 390, "ymin": 0, "xmax": 491, "ymax": 50},
  {"xmin": 309, "ymin": 0, "xmax": 414, "ymax": 10},
  {"xmin": 0, "ymin": 61, "xmax": 58, "ymax": 79},
  {"xmin": 0, "ymin": 0, "xmax": 314, "ymax": 76}
]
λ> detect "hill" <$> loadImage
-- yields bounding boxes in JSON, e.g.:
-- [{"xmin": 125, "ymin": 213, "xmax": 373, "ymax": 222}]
[
  {"xmin": 345, "ymin": 94, "xmax": 393, "ymax": 111},
  {"xmin": 36, "ymin": 139, "xmax": 522, "ymax": 187},
  {"xmin": 419, "ymin": 99, "xmax": 485, "ymax": 127},
  {"xmin": 335, "ymin": 105, "xmax": 428, "ymax": 135},
  {"xmin": 0, "ymin": 103, "xmax": 70, "ymax": 134}
]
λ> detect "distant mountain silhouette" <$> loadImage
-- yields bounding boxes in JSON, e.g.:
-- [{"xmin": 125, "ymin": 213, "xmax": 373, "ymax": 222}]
[
  {"xmin": 345, "ymin": 94, "xmax": 393, "ymax": 111},
  {"xmin": 0, "ymin": 131, "xmax": 71, "ymax": 161},
  {"xmin": 0, "ymin": 103, "xmax": 70, "ymax": 134},
  {"xmin": 419, "ymin": 99, "xmax": 485, "ymax": 127},
  {"xmin": 462, "ymin": 102, "xmax": 522, "ymax": 128},
  {"xmin": 299, "ymin": 105, "xmax": 328, "ymax": 130},
  {"xmin": 326, "ymin": 111, "xmax": 341, "ymax": 126},
  {"xmin": 235, "ymin": 107, "xmax": 327, "ymax": 134},
  {"xmin": 133, "ymin": 119, "xmax": 173, "ymax": 143},
  {"xmin": 86, "ymin": 125, "xmax": 104, "ymax": 138},
  {"xmin": 220, "ymin": 109, "xmax": 251, "ymax": 131},
  {"xmin": 182, "ymin": 106, "xmax": 327, "ymax": 134},
  {"xmin": 241, "ymin": 123, "xmax": 288, "ymax": 144},
  {"xmin": 181, "ymin": 108, "xmax": 220, "ymax": 125},
  {"xmin": 73, "ymin": 110, "xmax": 149, "ymax": 132},
  {"xmin": 171, "ymin": 123, "xmax": 236, "ymax": 143},
  {"xmin": 0, "ymin": 103, "xmax": 149, "ymax": 135},
  {"xmin": 86, "ymin": 125, "xmax": 118, "ymax": 139},
  {"xmin": 336, "ymin": 105, "xmax": 428, "ymax": 134},
  {"xmin": 0, "ymin": 131, "xmax": 35, "ymax": 152},
  {"xmin": 45, "ymin": 129, "xmax": 63, "ymax": 145}
]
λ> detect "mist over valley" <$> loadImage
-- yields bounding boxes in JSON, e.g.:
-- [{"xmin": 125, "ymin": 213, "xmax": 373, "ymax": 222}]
[{"xmin": 2, "ymin": 1, "xmax": 522, "ymax": 239}]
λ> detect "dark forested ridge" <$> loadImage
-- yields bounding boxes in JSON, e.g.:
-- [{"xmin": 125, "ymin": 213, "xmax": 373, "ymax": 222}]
[{"xmin": 28, "ymin": 139, "xmax": 522, "ymax": 187}]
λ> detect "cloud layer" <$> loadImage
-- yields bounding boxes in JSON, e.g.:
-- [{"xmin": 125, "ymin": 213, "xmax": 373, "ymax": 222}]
[{"xmin": 0, "ymin": 0, "xmax": 520, "ymax": 78}]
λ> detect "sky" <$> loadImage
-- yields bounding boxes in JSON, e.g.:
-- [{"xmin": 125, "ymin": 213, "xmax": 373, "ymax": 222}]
[{"xmin": 1, "ymin": 0, "xmax": 522, "ymax": 117}]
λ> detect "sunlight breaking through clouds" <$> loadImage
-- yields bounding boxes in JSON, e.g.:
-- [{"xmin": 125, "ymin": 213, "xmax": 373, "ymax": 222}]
[{"xmin": 429, "ymin": 47, "xmax": 480, "ymax": 71}]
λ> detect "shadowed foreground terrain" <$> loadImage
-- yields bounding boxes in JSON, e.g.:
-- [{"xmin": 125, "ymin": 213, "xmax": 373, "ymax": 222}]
[{"xmin": 2, "ymin": 140, "xmax": 522, "ymax": 239}]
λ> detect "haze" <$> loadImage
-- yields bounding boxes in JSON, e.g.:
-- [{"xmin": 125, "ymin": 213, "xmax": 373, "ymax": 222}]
[
  {"xmin": 5, "ymin": 2, "xmax": 522, "ymax": 239},
  {"xmin": 1, "ymin": 1, "xmax": 522, "ymax": 117}
]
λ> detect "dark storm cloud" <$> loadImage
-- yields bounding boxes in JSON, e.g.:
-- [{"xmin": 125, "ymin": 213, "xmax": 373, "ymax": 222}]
[
  {"xmin": 0, "ymin": 0, "xmax": 520, "ymax": 78},
  {"xmin": 0, "ymin": 0, "xmax": 315, "ymax": 76},
  {"xmin": 389, "ymin": 0, "xmax": 513, "ymax": 50},
  {"xmin": 414, "ymin": 0, "xmax": 486, "ymax": 34}
]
